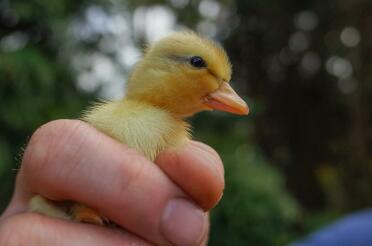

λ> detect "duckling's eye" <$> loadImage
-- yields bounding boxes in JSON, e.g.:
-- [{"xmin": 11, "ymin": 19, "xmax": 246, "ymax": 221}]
[{"xmin": 190, "ymin": 56, "xmax": 206, "ymax": 68}]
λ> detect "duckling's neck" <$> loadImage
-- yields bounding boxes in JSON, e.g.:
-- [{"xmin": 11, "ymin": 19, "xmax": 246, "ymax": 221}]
[
  {"xmin": 84, "ymin": 98, "xmax": 191, "ymax": 160},
  {"xmin": 124, "ymin": 98, "xmax": 186, "ymax": 121}
]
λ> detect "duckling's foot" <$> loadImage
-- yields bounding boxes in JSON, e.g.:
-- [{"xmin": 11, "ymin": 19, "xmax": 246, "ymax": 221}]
[{"xmin": 71, "ymin": 204, "xmax": 108, "ymax": 225}]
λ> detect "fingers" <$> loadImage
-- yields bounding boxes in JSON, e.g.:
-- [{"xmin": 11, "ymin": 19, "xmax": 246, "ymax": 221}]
[
  {"xmin": 0, "ymin": 213, "xmax": 150, "ymax": 246},
  {"xmin": 155, "ymin": 141, "xmax": 225, "ymax": 210},
  {"xmin": 15, "ymin": 119, "xmax": 208, "ymax": 246}
]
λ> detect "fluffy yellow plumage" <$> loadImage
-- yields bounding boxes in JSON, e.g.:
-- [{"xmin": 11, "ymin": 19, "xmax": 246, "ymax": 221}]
[
  {"xmin": 83, "ymin": 100, "xmax": 190, "ymax": 161},
  {"xmin": 82, "ymin": 31, "xmax": 246, "ymax": 161},
  {"xmin": 29, "ymin": 31, "xmax": 248, "ymax": 224}
]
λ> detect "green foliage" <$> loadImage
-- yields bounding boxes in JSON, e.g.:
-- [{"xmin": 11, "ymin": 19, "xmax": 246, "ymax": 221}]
[
  {"xmin": 211, "ymin": 158, "xmax": 298, "ymax": 246},
  {"xmin": 194, "ymin": 115, "xmax": 300, "ymax": 245}
]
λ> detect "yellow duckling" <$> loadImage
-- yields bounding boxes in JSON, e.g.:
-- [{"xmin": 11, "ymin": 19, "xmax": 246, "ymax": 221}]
[{"xmin": 29, "ymin": 31, "xmax": 248, "ymax": 224}]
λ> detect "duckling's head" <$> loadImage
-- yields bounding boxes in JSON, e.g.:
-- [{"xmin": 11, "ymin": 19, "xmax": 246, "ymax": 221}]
[{"xmin": 126, "ymin": 31, "xmax": 248, "ymax": 118}]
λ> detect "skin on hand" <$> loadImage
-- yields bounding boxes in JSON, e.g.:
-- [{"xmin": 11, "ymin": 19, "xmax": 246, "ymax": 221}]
[{"xmin": 0, "ymin": 120, "xmax": 224, "ymax": 246}]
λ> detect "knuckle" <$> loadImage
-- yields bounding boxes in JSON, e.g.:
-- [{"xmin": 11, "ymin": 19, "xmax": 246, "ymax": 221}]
[
  {"xmin": 116, "ymin": 155, "xmax": 148, "ymax": 201},
  {"xmin": 21, "ymin": 120, "xmax": 87, "ymax": 178}
]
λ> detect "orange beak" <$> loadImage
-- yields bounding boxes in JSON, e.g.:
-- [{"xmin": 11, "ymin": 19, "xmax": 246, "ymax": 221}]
[{"xmin": 203, "ymin": 82, "xmax": 249, "ymax": 115}]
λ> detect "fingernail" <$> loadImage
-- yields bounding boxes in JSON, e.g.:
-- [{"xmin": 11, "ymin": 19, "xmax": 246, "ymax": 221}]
[{"xmin": 161, "ymin": 198, "xmax": 207, "ymax": 246}]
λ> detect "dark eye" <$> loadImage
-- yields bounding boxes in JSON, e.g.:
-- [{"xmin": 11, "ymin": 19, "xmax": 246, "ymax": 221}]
[{"xmin": 190, "ymin": 56, "xmax": 206, "ymax": 68}]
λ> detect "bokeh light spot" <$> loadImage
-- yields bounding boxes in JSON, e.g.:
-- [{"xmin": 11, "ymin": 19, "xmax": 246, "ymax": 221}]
[
  {"xmin": 325, "ymin": 56, "xmax": 353, "ymax": 79},
  {"xmin": 340, "ymin": 27, "xmax": 360, "ymax": 47},
  {"xmin": 198, "ymin": 0, "xmax": 220, "ymax": 19},
  {"xmin": 170, "ymin": 0, "xmax": 189, "ymax": 9},
  {"xmin": 294, "ymin": 11, "xmax": 318, "ymax": 31},
  {"xmin": 197, "ymin": 20, "xmax": 217, "ymax": 37},
  {"xmin": 300, "ymin": 51, "xmax": 322, "ymax": 76},
  {"xmin": 0, "ymin": 32, "xmax": 28, "ymax": 52},
  {"xmin": 289, "ymin": 32, "xmax": 310, "ymax": 53},
  {"xmin": 133, "ymin": 6, "xmax": 176, "ymax": 43}
]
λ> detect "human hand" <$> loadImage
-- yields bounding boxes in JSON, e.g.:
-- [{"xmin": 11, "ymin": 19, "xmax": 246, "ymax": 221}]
[{"xmin": 0, "ymin": 120, "xmax": 224, "ymax": 245}]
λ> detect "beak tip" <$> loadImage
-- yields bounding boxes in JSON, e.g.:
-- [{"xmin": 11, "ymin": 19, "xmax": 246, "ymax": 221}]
[
  {"xmin": 203, "ymin": 82, "xmax": 250, "ymax": 116},
  {"xmin": 240, "ymin": 106, "xmax": 250, "ymax": 115}
]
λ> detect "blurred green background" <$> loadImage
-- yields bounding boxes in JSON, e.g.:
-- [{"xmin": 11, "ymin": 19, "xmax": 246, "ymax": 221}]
[{"xmin": 1, "ymin": 0, "xmax": 372, "ymax": 245}]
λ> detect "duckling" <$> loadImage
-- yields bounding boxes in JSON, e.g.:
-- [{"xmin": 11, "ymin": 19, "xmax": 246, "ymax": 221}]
[{"xmin": 29, "ymin": 31, "xmax": 248, "ymax": 224}]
